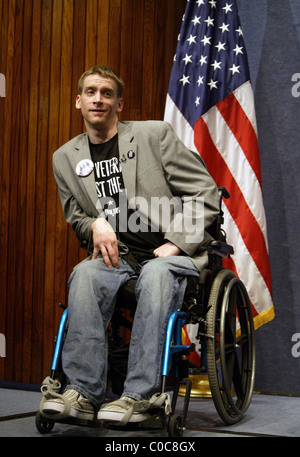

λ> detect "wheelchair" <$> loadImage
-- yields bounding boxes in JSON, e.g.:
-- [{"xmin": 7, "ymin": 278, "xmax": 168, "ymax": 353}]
[{"xmin": 35, "ymin": 187, "xmax": 255, "ymax": 437}]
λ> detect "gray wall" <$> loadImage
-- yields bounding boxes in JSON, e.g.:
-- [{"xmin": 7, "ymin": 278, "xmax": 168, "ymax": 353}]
[{"xmin": 237, "ymin": 0, "xmax": 300, "ymax": 394}]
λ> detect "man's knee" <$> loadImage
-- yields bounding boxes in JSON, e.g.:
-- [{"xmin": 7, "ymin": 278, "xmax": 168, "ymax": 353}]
[
  {"xmin": 70, "ymin": 259, "xmax": 96, "ymax": 280},
  {"xmin": 140, "ymin": 256, "xmax": 198, "ymax": 277},
  {"xmin": 137, "ymin": 258, "xmax": 176, "ymax": 292},
  {"xmin": 140, "ymin": 257, "xmax": 171, "ymax": 276}
]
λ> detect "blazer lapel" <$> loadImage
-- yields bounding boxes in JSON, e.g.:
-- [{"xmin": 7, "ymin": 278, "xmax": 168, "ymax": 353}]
[
  {"xmin": 70, "ymin": 133, "xmax": 100, "ymax": 214},
  {"xmin": 118, "ymin": 122, "xmax": 137, "ymax": 205}
]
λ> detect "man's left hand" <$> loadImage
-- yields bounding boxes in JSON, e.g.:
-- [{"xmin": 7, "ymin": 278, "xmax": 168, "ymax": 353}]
[{"xmin": 153, "ymin": 242, "xmax": 181, "ymax": 257}]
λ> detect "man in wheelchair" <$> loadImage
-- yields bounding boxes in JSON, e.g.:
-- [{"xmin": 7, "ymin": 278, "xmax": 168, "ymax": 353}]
[{"xmin": 39, "ymin": 65, "xmax": 220, "ymax": 425}]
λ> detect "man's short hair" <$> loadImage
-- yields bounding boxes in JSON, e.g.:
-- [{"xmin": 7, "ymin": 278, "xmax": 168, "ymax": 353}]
[{"xmin": 78, "ymin": 65, "xmax": 125, "ymax": 98}]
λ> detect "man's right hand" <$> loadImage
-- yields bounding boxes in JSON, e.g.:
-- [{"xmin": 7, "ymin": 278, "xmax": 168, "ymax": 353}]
[{"xmin": 91, "ymin": 218, "xmax": 119, "ymax": 268}]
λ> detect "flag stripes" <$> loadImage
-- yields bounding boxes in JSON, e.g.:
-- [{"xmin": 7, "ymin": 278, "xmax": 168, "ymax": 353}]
[
  {"xmin": 217, "ymin": 89, "xmax": 262, "ymax": 186},
  {"xmin": 195, "ymin": 98, "xmax": 272, "ymax": 288}
]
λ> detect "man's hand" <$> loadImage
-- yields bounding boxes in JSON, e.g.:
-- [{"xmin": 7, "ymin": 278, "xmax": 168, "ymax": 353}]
[
  {"xmin": 91, "ymin": 218, "xmax": 119, "ymax": 268},
  {"xmin": 153, "ymin": 241, "xmax": 181, "ymax": 258}
]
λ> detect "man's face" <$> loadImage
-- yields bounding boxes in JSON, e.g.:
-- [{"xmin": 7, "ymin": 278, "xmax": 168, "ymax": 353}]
[{"xmin": 76, "ymin": 74, "xmax": 123, "ymax": 131}]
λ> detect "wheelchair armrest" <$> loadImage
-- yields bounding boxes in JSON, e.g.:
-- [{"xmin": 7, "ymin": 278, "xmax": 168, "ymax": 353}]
[{"xmin": 207, "ymin": 240, "xmax": 234, "ymax": 258}]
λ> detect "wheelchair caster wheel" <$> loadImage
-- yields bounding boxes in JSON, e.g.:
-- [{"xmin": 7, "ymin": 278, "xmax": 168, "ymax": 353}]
[
  {"xmin": 35, "ymin": 411, "xmax": 55, "ymax": 434},
  {"xmin": 167, "ymin": 414, "xmax": 184, "ymax": 437}
]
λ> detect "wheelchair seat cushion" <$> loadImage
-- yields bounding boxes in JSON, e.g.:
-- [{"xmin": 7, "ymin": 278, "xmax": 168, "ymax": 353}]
[{"xmin": 115, "ymin": 278, "xmax": 137, "ymax": 311}]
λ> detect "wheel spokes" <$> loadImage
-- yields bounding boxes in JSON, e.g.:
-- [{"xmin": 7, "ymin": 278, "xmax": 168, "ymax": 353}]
[{"xmin": 206, "ymin": 269, "xmax": 255, "ymax": 425}]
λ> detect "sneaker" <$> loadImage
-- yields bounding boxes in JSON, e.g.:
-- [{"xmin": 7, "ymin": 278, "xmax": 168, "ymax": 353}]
[
  {"xmin": 97, "ymin": 396, "xmax": 150, "ymax": 424},
  {"xmin": 41, "ymin": 388, "xmax": 95, "ymax": 421}
]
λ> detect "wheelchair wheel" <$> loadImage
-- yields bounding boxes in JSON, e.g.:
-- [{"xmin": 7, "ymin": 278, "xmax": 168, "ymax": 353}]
[
  {"xmin": 168, "ymin": 414, "xmax": 184, "ymax": 437},
  {"xmin": 35, "ymin": 411, "xmax": 55, "ymax": 434},
  {"xmin": 206, "ymin": 269, "xmax": 255, "ymax": 425}
]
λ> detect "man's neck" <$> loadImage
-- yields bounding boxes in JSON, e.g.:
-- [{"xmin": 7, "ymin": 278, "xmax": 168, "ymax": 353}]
[{"xmin": 86, "ymin": 122, "xmax": 118, "ymax": 144}]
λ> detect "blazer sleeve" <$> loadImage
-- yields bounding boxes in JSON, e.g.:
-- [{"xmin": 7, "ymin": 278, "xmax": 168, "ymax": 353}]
[
  {"xmin": 53, "ymin": 154, "xmax": 95, "ymax": 252},
  {"xmin": 158, "ymin": 121, "xmax": 220, "ymax": 256}
]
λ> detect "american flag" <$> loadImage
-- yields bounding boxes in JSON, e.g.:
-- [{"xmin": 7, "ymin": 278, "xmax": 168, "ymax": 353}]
[{"xmin": 164, "ymin": 0, "xmax": 274, "ymax": 356}]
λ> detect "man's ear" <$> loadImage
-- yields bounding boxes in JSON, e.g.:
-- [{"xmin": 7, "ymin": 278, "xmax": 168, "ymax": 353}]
[
  {"xmin": 117, "ymin": 97, "xmax": 124, "ymax": 113},
  {"xmin": 75, "ymin": 94, "xmax": 81, "ymax": 110}
]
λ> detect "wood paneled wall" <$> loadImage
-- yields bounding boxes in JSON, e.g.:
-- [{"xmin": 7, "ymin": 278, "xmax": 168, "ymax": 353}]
[{"xmin": 0, "ymin": 0, "xmax": 186, "ymax": 384}]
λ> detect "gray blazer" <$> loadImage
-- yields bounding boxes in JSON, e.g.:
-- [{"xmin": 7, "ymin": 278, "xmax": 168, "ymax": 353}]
[{"xmin": 53, "ymin": 120, "xmax": 220, "ymax": 271}]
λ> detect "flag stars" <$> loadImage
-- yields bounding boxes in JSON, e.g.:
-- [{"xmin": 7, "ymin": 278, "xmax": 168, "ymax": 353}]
[
  {"xmin": 204, "ymin": 16, "xmax": 214, "ymax": 27},
  {"xmin": 223, "ymin": 3, "xmax": 233, "ymax": 13},
  {"xmin": 179, "ymin": 74, "xmax": 190, "ymax": 85},
  {"xmin": 211, "ymin": 60, "xmax": 222, "ymax": 71},
  {"xmin": 191, "ymin": 15, "xmax": 201, "ymax": 26},
  {"xmin": 182, "ymin": 53, "xmax": 193, "ymax": 65},
  {"xmin": 199, "ymin": 55, "xmax": 207, "ymax": 66},
  {"xmin": 201, "ymin": 35, "xmax": 211, "ymax": 46},
  {"xmin": 219, "ymin": 22, "xmax": 230, "ymax": 33},
  {"xmin": 186, "ymin": 34, "xmax": 197, "ymax": 45},
  {"xmin": 233, "ymin": 44, "xmax": 243, "ymax": 55},
  {"xmin": 197, "ymin": 76, "xmax": 204, "ymax": 86},
  {"xmin": 229, "ymin": 63, "xmax": 240, "ymax": 74},
  {"xmin": 207, "ymin": 78, "xmax": 218, "ymax": 90},
  {"xmin": 167, "ymin": 0, "xmax": 250, "ymax": 131},
  {"xmin": 215, "ymin": 41, "xmax": 226, "ymax": 52}
]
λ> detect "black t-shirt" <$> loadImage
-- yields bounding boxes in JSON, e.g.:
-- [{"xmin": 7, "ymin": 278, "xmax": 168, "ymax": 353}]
[{"xmin": 89, "ymin": 134, "xmax": 164, "ymax": 262}]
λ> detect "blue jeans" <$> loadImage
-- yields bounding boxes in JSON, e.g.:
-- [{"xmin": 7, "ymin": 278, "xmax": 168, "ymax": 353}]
[{"xmin": 62, "ymin": 255, "xmax": 199, "ymax": 408}]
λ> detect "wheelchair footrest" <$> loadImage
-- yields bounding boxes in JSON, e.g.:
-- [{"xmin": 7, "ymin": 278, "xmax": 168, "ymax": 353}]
[{"xmin": 44, "ymin": 414, "xmax": 100, "ymax": 428}]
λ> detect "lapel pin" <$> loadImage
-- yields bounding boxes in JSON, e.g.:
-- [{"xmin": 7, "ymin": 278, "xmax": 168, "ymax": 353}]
[
  {"xmin": 127, "ymin": 150, "xmax": 135, "ymax": 159},
  {"xmin": 76, "ymin": 159, "xmax": 94, "ymax": 177}
]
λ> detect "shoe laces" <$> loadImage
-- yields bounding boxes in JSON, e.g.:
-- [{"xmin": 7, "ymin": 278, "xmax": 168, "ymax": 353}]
[{"xmin": 120, "ymin": 392, "xmax": 171, "ymax": 425}]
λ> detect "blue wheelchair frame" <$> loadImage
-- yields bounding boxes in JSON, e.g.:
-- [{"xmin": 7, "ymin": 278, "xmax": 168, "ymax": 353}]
[
  {"xmin": 48, "ymin": 305, "xmax": 195, "ymax": 436},
  {"xmin": 51, "ymin": 309, "xmax": 191, "ymax": 379},
  {"xmin": 50, "ymin": 307, "xmax": 68, "ymax": 377}
]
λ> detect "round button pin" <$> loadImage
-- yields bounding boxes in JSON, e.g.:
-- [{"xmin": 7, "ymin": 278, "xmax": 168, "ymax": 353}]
[
  {"xmin": 127, "ymin": 150, "xmax": 135, "ymax": 159},
  {"xmin": 76, "ymin": 159, "xmax": 94, "ymax": 177}
]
